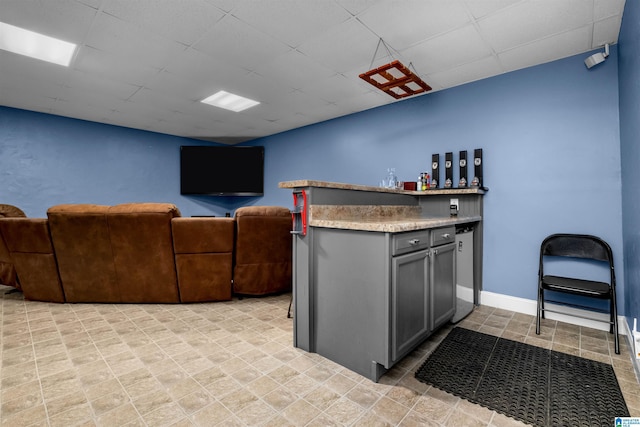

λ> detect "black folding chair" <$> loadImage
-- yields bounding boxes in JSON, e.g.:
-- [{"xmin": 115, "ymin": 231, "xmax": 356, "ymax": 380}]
[{"xmin": 536, "ymin": 233, "xmax": 619, "ymax": 354}]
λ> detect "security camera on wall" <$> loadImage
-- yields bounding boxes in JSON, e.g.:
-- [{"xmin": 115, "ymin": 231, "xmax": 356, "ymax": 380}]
[{"xmin": 585, "ymin": 43, "xmax": 610, "ymax": 69}]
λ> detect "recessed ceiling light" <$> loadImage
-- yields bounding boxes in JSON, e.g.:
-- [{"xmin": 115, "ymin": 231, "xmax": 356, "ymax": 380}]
[
  {"xmin": 201, "ymin": 90, "xmax": 260, "ymax": 112},
  {"xmin": 0, "ymin": 22, "xmax": 77, "ymax": 67}
]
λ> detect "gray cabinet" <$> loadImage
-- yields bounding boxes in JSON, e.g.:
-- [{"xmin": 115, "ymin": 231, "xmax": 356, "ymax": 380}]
[
  {"xmin": 391, "ymin": 248, "xmax": 430, "ymax": 362},
  {"xmin": 431, "ymin": 242, "xmax": 456, "ymax": 329},
  {"xmin": 307, "ymin": 226, "xmax": 457, "ymax": 381}
]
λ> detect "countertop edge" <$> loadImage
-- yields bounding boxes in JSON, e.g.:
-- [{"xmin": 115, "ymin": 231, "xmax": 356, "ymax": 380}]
[
  {"xmin": 309, "ymin": 215, "xmax": 481, "ymax": 233},
  {"xmin": 279, "ymin": 180, "xmax": 486, "ymax": 195}
]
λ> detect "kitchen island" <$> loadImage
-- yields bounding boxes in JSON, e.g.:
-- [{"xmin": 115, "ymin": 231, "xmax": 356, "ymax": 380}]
[{"xmin": 279, "ymin": 180, "xmax": 485, "ymax": 382}]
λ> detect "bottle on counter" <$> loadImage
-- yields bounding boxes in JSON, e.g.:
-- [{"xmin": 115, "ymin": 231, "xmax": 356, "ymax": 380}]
[
  {"xmin": 417, "ymin": 174, "xmax": 423, "ymax": 191},
  {"xmin": 387, "ymin": 168, "xmax": 397, "ymax": 189}
]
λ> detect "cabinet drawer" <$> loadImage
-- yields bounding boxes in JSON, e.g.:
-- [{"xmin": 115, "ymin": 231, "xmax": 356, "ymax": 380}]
[
  {"xmin": 430, "ymin": 226, "xmax": 455, "ymax": 247},
  {"xmin": 392, "ymin": 229, "xmax": 430, "ymax": 256}
]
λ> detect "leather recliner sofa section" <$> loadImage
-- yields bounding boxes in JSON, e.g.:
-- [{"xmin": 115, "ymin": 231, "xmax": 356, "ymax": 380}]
[
  {"xmin": 0, "ymin": 217, "xmax": 66, "ymax": 302},
  {"xmin": 0, "ymin": 203, "xmax": 292, "ymax": 303},
  {"xmin": 0, "ymin": 204, "xmax": 27, "ymax": 289},
  {"xmin": 233, "ymin": 206, "xmax": 292, "ymax": 296}
]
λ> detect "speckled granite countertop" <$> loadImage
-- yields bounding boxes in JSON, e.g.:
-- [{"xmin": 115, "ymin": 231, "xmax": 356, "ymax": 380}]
[
  {"xmin": 309, "ymin": 205, "xmax": 480, "ymax": 232},
  {"xmin": 279, "ymin": 180, "xmax": 486, "ymax": 195}
]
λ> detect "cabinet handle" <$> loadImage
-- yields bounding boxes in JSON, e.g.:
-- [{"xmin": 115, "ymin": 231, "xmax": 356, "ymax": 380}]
[
  {"xmin": 441, "ymin": 233, "xmax": 451, "ymax": 239},
  {"xmin": 408, "ymin": 239, "xmax": 420, "ymax": 245}
]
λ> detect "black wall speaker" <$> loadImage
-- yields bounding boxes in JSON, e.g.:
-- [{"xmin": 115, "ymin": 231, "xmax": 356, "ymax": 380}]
[
  {"xmin": 445, "ymin": 152, "xmax": 453, "ymax": 188},
  {"xmin": 458, "ymin": 150, "xmax": 467, "ymax": 188},
  {"xmin": 431, "ymin": 154, "xmax": 439, "ymax": 189},
  {"xmin": 473, "ymin": 148, "xmax": 483, "ymax": 188}
]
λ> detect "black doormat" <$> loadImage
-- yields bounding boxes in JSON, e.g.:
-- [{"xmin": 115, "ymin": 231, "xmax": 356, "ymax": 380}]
[{"xmin": 415, "ymin": 327, "xmax": 629, "ymax": 426}]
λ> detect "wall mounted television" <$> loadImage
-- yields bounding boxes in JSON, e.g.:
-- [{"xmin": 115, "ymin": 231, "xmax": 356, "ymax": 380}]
[{"xmin": 180, "ymin": 145, "xmax": 264, "ymax": 196}]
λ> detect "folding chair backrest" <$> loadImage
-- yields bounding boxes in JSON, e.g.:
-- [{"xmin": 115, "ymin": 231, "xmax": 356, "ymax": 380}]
[{"xmin": 541, "ymin": 234, "xmax": 612, "ymax": 264}]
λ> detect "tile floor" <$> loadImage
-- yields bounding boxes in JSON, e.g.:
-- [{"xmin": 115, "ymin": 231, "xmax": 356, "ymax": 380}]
[{"xmin": 1, "ymin": 285, "xmax": 639, "ymax": 426}]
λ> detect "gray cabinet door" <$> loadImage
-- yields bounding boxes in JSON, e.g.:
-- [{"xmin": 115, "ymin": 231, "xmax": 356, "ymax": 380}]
[
  {"xmin": 431, "ymin": 242, "xmax": 456, "ymax": 330},
  {"xmin": 391, "ymin": 249, "xmax": 430, "ymax": 362}
]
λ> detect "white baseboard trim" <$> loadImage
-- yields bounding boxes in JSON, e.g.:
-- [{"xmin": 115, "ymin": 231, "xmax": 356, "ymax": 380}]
[{"xmin": 480, "ymin": 291, "xmax": 627, "ymax": 335}]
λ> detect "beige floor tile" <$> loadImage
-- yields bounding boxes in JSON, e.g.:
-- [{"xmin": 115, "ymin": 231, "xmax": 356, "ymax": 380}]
[{"xmin": 2, "ymin": 286, "xmax": 639, "ymax": 426}]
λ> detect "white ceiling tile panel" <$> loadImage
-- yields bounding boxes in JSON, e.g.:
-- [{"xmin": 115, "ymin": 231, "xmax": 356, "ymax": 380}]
[
  {"xmin": 477, "ymin": 0, "xmax": 593, "ymax": 52},
  {"xmin": 298, "ymin": 73, "xmax": 366, "ymax": 104},
  {"xmin": 428, "ymin": 55, "xmax": 504, "ymax": 89},
  {"xmin": 63, "ymin": 71, "xmax": 141, "ymax": 101},
  {"xmin": 334, "ymin": 0, "xmax": 382, "ymax": 16},
  {"xmin": 0, "ymin": 0, "xmax": 627, "ymax": 142},
  {"xmin": 593, "ymin": 15, "xmax": 623, "ymax": 47},
  {"xmin": 192, "ymin": 14, "xmax": 291, "ymax": 71},
  {"xmin": 357, "ymin": 1, "xmax": 471, "ymax": 48},
  {"xmin": 463, "ymin": 0, "xmax": 522, "ymax": 20},
  {"xmin": 74, "ymin": 46, "xmax": 161, "ymax": 86},
  {"xmin": 594, "ymin": 0, "xmax": 626, "ymax": 20},
  {"xmin": 254, "ymin": 50, "xmax": 335, "ymax": 91},
  {"xmin": 85, "ymin": 12, "xmax": 187, "ymax": 69},
  {"xmin": 296, "ymin": 18, "xmax": 380, "ymax": 74},
  {"xmin": 228, "ymin": 0, "xmax": 352, "ymax": 47},
  {"xmin": 399, "ymin": 24, "xmax": 494, "ymax": 74},
  {"xmin": 160, "ymin": 48, "xmax": 242, "ymax": 90},
  {"xmin": 101, "ymin": 0, "xmax": 226, "ymax": 46},
  {"xmin": 498, "ymin": 25, "xmax": 592, "ymax": 72}
]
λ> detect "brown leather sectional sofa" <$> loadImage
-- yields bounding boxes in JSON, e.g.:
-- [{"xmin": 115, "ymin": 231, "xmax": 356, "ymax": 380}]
[{"xmin": 0, "ymin": 203, "xmax": 292, "ymax": 303}]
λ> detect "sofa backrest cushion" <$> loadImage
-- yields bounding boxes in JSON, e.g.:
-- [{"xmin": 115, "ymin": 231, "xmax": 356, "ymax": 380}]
[
  {"xmin": 47, "ymin": 204, "xmax": 120, "ymax": 302},
  {"xmin": 233, "ymin": 206, "xmax": 292, "ymax": 295},
  {"xmin": 107, "ymin": 203, "xmax": 181, "ymax": 303}
]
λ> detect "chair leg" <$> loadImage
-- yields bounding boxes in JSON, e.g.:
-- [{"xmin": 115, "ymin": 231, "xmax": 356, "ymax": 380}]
[
  {"xmin": 536, "ymin": 287, "xmax": 543, "ymax": 335},
  {"xmin": 611, "ymin": 292, "xmax": 620, "ymax": 355}
]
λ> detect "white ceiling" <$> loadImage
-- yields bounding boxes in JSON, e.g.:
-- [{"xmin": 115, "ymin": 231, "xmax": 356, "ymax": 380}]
[{"xmin": 0, "ymin": 0, "xmax": 626, "ymax": 144}]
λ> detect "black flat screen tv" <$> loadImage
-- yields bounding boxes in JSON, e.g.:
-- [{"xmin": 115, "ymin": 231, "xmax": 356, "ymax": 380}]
[{"xmin": 180, "ymin": 145, "xmax": 264, "ymax": 196}]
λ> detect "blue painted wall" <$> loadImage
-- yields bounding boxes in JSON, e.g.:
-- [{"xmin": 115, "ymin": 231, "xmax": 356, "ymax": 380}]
[
  {"xmin": 619, "ymin": 0, "xmax": 640, "ymax": 329},
  {"xmin": 0, "ymin": 42, "xmax": 626, "ymax": 311},
  {"xmin": 0, "ymin": 108, "xmax": 255, "ymax": 217},
  {"xmin": 254, "ymin": 49, "xmax": 623, "ymax": 307}
]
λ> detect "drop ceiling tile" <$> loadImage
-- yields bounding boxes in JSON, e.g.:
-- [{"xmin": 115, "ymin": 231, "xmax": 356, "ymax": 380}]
[
  {"xmin": 192, "ymin": 14, "xmax": 291, "ymax": 70},
  {"xmin": 254, "ymin": 50, "xmax": 335, "ymax": 91},
  {"xmin": 85, "ymin": 12, "xmax": 187, "ymax": 69},
  {"xmin": 399, "ymin": 24, "xmax": 493, "ymax": 74},
  {"xmin": 300, "ymin": 73, "xmax": 369, "ymax": 104},
  {"xmin": 161, "ymin": 48, "xmax": 242, "ymax": 87},
  {"xmin": 63, "ymin": 70, "xmax": 141, "ymax": 100},
  {"xmin": 594, "ymin": 0, "xmax": 626, "ymax": 20},
  {"xmin": 101, "ymin": 0, "xmax": 226, "ymax": 46},
  {"xmin": 357, "ymin": 1, "xmax": 471, "ymax": 48},
  {"xmin": 593, "ymin": 15, "xmax": 623, "ymax": 47},
  {"xmin": 229, "ymin": 1, "xmax": 352, "ymax": 47},
  {"xmin": 463, "ymin": 0, "xmax": 521, "ymax": 20},
  {"xmin": 477, "ymin": 0, "xmax": 593, "ymax": 52},
  {"xmin": 498, "ymin": 25, "xmax": 592, "ymax": 72},
  {"xmin": 144, "ymin": 69, "xmax": 212, "ymax": 101},
  {"xmin": 74, "ymin": 46, "xmax": 161, "ymax": 86},
  {"xmin": 296, "ymin": 18, "xmax": 380, "ymax": 74},
  {"xmin": 428, "ymin": 55, "xmax": 504, "ymax": 90},
  {"xmin": 0, "ymin": 50, "xmax": 74, "ymax": 83},
  {"xmin": 334, "ymin": 0, "xmax": 382, "ymax": 16}
]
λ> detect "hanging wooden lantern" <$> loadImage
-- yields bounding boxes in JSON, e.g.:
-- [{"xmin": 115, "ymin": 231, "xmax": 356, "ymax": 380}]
[{"xmin": 359, "ymin": 59, "xmax": 432, "ymax": 99}]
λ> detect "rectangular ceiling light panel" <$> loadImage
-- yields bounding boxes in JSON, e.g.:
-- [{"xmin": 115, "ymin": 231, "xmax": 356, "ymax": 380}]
[
  {"xmin": 201, "ymin": 90, "xmax": 260, "ymax": 112},
  {"xmin": 0, "ymin": 22, "xmax": 77, "ymax": 66}
]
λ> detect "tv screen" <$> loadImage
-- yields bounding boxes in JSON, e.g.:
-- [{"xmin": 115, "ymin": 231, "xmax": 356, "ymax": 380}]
[{"xmin": 180, "ymin": 146, "xmax": 264, "ymax": 196}]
